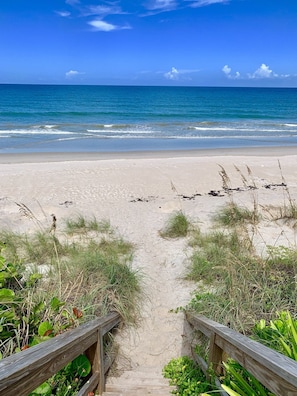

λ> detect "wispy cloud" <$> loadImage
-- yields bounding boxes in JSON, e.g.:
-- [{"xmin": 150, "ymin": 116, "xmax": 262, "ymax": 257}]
[
  {"xmin": 61, "ymin": 0, "xmax": 232, "ymax": 31},
  {"xmin": 82, "ymin": 4, "xmax": 125, "ymax": 18},
  {"xmin": 65, "ymin": 70, "xmax": 85, "ymax": 79},
  {"xmin": 146, "ymin": 0, "xmax": 178, "ymax": 11},
  {"xmin": 56, "ymin": 11, "xmax": 71, "ymax": 17},
  {"xmin": 88, "ymin": 19, "xmax": 130, "ymax": 31},
  {"xmin": 62, "ymin": 1, "xmax": 130, "ymax": 32},
  {"xmin": 187, "ymin": 0, "xmax": 229, "ymax": 7},
  {"xmin": 65, "ymin": 0, "xmax": 80, "ymax": 5}
]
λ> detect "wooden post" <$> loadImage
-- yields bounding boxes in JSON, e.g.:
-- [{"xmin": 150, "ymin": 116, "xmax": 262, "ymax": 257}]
[
  {"xmin": 85, "ymin": 329, "xmax": 105, "ymax": 395},
  {"xmin": 208, "ymin": 332, "xmax": 224, "ymax": 377}
]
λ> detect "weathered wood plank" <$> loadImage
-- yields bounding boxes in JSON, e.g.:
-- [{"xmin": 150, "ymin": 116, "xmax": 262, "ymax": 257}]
[
  {"xmin": 186, "ymin": 311, "xmax": 297, "ymax": 396},
  {"xmin": 98, "ymin": 330, "xmax": 105, "ymax": 394},
  {"xmin": 0, "ymin": 312, "xmax": 120, "ymax": 396},
  {"xmin": 186, "ymin": 311, "xmax": 225, "ymax": 338},
  {"xmin": 77, "ymin": 372, "xmax": 100, "ymax": 396},
  {"xmin": 215, "ymin": 331, "xmax": 297, "ymax": 395},
  {"xmin": 104, "ymin": 350, "xmax": 117, "ymax": 374},
  {"xmin": 191, "ymin": 351, "xmax": 208, "ymax": 375}
]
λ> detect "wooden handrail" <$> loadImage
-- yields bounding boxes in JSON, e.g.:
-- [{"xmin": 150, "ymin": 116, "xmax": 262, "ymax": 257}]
[
  {"xmin": 0, "ymin": 311, "xmax": 121, "ymax": 396},
  {"xmin": 186, "ymin": 311, "xmax": 297, "ymax": 396}
]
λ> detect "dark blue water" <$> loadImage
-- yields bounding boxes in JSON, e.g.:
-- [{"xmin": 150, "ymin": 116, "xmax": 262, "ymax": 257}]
[{"xmin": 1, "ymin": 85, "xmax": 297, "ymax": 153}]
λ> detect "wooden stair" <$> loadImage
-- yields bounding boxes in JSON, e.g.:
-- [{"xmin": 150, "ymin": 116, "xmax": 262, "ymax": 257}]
[{"xmin": 102, "ymin": 367, "xmax": 175, "ymax": 396}]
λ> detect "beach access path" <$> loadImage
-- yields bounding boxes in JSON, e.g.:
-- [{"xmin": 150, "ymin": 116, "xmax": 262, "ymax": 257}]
[{"xmin": 1, "ymin": 148, "xmax": 297, "ymax": 377}]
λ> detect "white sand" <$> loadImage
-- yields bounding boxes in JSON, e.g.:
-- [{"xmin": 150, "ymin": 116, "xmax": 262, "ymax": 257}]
[{"xmin": 1, "ymin": 148, "xmax": 297, "ymax": 372}]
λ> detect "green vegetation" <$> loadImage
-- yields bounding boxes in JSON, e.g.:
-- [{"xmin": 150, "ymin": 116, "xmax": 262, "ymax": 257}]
[
  {"xmin": 214, "ymin": 202, "xmax": 259, "ymax": 227},
  {"xmin": 186, "ymin": 165, "xmax": 297, "ymax": 333},
  {"xmin": 163, "ymin": 356, "xmax": 215, "ymax": 395},
  {"xmin": 0, "ymin": 213, "xmax": 141, "ymax": 394},
  {"xmin": 64, "ymin": 215, "xmax": 111, "ymax": 235},
  {"xmin": 213, "ymin": 311, "xmax": 297, "ymax": 396},
  {"xmin": 30, "ymin": 354, "xmax": 92, "ymax": 396},
  {"xmin": 221, "ymin": 359, "xmax": 274, "ymax": 396},
  {"xmin": 164, "ymin": 164, "xmax": 297, "ymax": 395},
  {"xmin": 160, "ymin": 211, "xmax": 191, "ymax": 239}
]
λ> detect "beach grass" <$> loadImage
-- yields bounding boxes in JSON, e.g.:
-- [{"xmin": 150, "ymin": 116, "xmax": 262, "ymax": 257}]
[
  {"xmin": 64, "ymin": 215, "xmax": 111, "ymax": 235},
  {"xmin": 0, "ymin": 215, "xmax": 141, "ymax": 358},
  {"xmin": 159, "ymin": 211, "xmax": 191, "ymax": 239},
  {"xmin": 186, "ymin": 167, "xmax": 297, "ymax": 334}
]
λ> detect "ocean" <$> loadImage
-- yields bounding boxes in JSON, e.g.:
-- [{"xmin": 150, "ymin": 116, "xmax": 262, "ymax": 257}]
[{"xmin": 0, "ymin": 84, "xmax": 297, "ymax": 154}]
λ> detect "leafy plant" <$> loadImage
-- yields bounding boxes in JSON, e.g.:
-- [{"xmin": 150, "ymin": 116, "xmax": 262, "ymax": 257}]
[
  {"xmin": 221, "ymin": 360, "xmax": 274, "ymax": 396},
  {"xmin": 30, "ymin": 354, "xmax": 92, "ymax": 396},
  {"xmin": 163, "ymin": 356, "xmax": 215, "ymax": 395},
  {"xmin": 217, "ymin": 312, "xmax": 297, "ymax": 396},
  {"xmin": 253, "ymin": 311, "xmax": 297, "ymax": 360}
]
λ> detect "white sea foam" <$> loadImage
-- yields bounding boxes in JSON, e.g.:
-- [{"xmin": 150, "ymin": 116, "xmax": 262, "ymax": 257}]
[
  {"xmin": 0, "ymin": 129, "xmax": 73, "ymax": 135},
  {"xmin": 56, "ymin": 137, "xmax": 82, "ymax": 142},
  {"xmin": 87, "ymin": 129, "xmax": 152, "ymax": 135},
  {"xmin": 43, "ymin": 125, "xmax": 57, "ymax": 129},
  {"xmin": 192, "ymin": 126, "xmax": 297, "ymax": 133}
]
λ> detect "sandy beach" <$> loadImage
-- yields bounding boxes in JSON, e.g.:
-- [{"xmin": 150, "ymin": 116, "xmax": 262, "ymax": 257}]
[{"xmin": 1, "ymin": 147, "xmax": 297, "ymax": 374}]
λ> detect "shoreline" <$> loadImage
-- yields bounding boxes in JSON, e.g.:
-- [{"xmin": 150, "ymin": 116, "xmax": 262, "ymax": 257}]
[{"xmin": 1, "ymin": 145, "xmax": 297, "ymax": 164}]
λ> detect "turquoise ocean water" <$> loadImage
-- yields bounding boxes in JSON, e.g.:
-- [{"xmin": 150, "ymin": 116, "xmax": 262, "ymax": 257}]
[{"xmin": 0, "ymin": 85, "xmax": 297, "ymax": 153}]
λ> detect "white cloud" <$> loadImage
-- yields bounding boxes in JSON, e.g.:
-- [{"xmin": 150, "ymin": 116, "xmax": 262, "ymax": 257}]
[
  {"xmin": 189, "ymin": 0, "xmax": 229, "ymax": 7},
  {"xmin": 164, "ymin": 67, "xmax": 180, "ymax": 80},
  {"xmin": 88, "ymin": 20, "xmax": 116, "ymax": 31},
  {"xmin": 222, "ymin": 65, "xmax": 240, "ymax": 79},
  {"xmin": 222, "ymin": 63, "xmax": 293, "ymax": 81},
  {"xmin": 56, "ymin": 11, "xmax": 71, "ymax": 17},
  {"xmin": 88, "ymin": 19, "xmax": 130, "ymax": 31},
  {"xmin": 83, "ymin": 4, "xmax": 125, "ymax": 18},
  {"xmin": 163, "ymin": 67, "xmax": 200, "ymax": 80},
  {"xmin": 222, "ymin": 65, "xmax": 231, "ymax": 76},
  {"xmin": 65, "ymin": 70, "xmax": 85, "ymax": 79},
  {"xmin": 249, "ymin": 63, "xmax": 277, "ymax": 79}
]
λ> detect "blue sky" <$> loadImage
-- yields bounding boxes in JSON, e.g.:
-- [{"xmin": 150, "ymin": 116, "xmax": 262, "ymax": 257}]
[{"xmin": 1, "ymin": 0, "xmax": 297, "ymax": 86}]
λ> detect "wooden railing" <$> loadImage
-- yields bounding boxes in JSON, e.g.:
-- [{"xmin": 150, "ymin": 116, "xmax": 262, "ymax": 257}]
[
  {"xmin": 0, "ymin": 311, "xmax": 121, "ymax": 396},
  {"xmin": 186, "ymin": 311, "xmax": 297, "ymax": 396}
]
